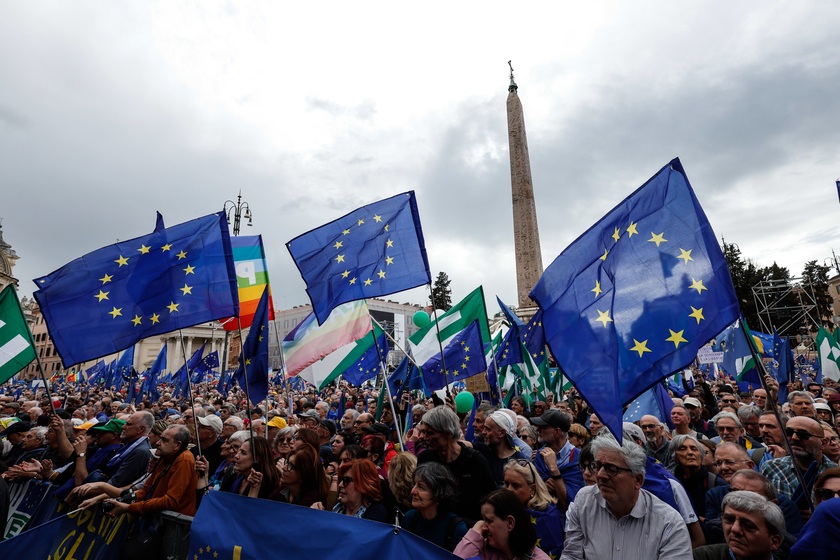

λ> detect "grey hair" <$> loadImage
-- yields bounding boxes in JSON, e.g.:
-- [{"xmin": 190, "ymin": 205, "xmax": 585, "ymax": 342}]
[
  {"xmin": 722, "ymin": 491, "xmax": 786, "ymax": 536},
  {"xmin": 421, "ymin": 406, "xmax": 461, "ymax": 439},
  {"xmin": 590, "ymin": 432, "xmax": 647, "ymax": 477},
  {"xmin": 228, "ymin": 430, "xmax": 250, "ymax": 444},
  {"xmin": 713, "ymin": 411, "xmax": 742, "ymax": 430},
  {"xmin": 788, "ymin": 391, "xmax": 815, "ymax": 406},
  {"xmin": 737, "ymin": 405, "xmax": 761, "ymax": 422},
  {"xmin": 669, "ymin": 434, "xmax": 705, "ymax": 460},
  {"xmin": 226, "ymin": 417, "xmax": 244, "ymax": 431},
  {"xmin": 136, "ymin": 411, "xmax": 155, "ymax": 434},
  {"xmin": 166, "ymin": 424, "xmax": 191, "ymax": 451},
  {"xmin": 477, "ymin": 402, "xmax": 498, "ymax": 417},
  {"xmin": 729, "ymin": 469, "xmax": 777, "ymax": 501},
  {"xmin": 344, "ymin": 408, "xmax": 360, "ymax": 421},
  {"xmin": 715, "ymin": 442, "xmax": 751, "ymax": 462},
  {"xmin": 32, "ymin": 426, "xmax": 48, "ymax": 441},
  {"xmin": 413, "ymin": 462, "xmax": 458, "ymax": 511},
  {"xmin": 412, "ymin": 404, "xmax": 426, "ymax": 415}
]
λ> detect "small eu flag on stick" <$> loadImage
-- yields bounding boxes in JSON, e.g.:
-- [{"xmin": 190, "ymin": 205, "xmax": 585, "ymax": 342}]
[{"xmin": 287, "ymin": 191, "xmax": 431, "ymax": 325}]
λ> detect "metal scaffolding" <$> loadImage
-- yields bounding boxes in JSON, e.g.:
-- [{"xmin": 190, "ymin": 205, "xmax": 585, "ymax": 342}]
[{"xmin": 752, "ymin": 277, "xmax": 822, "ymax": 338}]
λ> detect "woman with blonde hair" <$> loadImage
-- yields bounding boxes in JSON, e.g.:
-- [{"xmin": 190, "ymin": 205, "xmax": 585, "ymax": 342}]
[
  {"xmin": 388, "ymin": 452, "xmax": 417, "ymax": 517},
  {"xmin": 503, "ymin": 460, "xmax": 563, "ymax": 558}
]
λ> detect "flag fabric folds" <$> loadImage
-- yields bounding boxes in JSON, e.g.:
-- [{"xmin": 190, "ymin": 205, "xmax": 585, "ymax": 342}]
[
  {"xmin": 341, "ymin": 331, "xmax": 388, "ymax": 386},
  {"xmin": 283, "ymin": 300, "xmax": 372, "ymax": 379},
  {"xmin": 33, "ymin": 211, "xmax": 239, "ymax": 367},
  {"xmin": 233, "ymin": 288, "xmax": 270, "ymax": 406},
  {"xmin": 146, "ymin": 344, "xmax": 166, "ymax": 403},
  {"xmin": 816, "ymin": 326, "xmax": 840, "ymax": 382},
  {"xmin": 223, "ymin": 235, "xmax": 275, "ymax": 331},
  {"xmin": 287, "ymin": 191, "xmax": 431, "ymax": 325},
  {"xmin": 113, "ymin": 345, "xmax": 135, "ymax": 388},
  {"xmin": 622, "ymin": 383, "xmax": 675, "ymax": 429},
  {"xmin": 530, "ymin": 158, "xmax": 739, "ymax": 440},
  {"xmin": 420, "ymin": 320, "xmax": 487, "ymax": 392},
  {"xmin": 195, "ymin": 350, "xmax": 220, "ymax": 375},
  {"xmin": 0, "ymin": 285, "xmax": 37, "ymax": 384},
  {"xmin": 86, "ymin": 360, "xmax": 107, "ymax": 385}
]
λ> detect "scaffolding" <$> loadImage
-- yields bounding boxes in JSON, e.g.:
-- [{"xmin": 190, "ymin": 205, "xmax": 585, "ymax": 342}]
[{"xmin": 752, "ymin": 276, "xmax": 823, "ymax": 340}]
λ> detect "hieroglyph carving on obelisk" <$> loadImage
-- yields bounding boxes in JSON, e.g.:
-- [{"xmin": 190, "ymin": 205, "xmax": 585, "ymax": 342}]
[{"xmin": 506, "ymin": 63, "xmax": 544, "ymax": 309}]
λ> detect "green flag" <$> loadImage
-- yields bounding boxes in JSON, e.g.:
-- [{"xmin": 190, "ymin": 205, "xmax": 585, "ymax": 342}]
[
  {"xmin": 817, "ymin": 326, "xmax": 840, "ymax": 382},
  {"xmin": 409, "ymin": 286, "xmax": 490, "ymax": 369},
  {"xmin": 736, "ymin": 320, "xmax": 758, "ymax": 381},
  {"xmin": 0, "ymin": 285, "xmax": 37, "ymax": 384}
]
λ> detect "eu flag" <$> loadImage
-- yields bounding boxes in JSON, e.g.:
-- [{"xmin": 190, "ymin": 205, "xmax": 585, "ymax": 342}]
[
  {"xmin": 114, "ymin": 345, "xmax": 134, "ymax": 388},
  {"xmin": 233, "ymin": 287, "xmax": 270, "ymax": 406},
  {"xmin": 495, "ymin": 326, "xmax": 523, "ymax": 368},
  {"xmin": 146, "ymin": 344, "xmax": 166, "ymax": 403},
  {"xmin": 421, "ymin": 320, "xmax": 487, "ymax": 392},
  {"xmin": 286, "ymin": 192, "xmax": 431, "ymax": 324},
  {"xmin": 85, "ymin": 360, "xmax": 106, "ymax": 385},
  {"xmin": 522, "ymin": 309, "xmax": 547, "ymax": 366},
  {"xmin": 33, "ymin": 212, "xmax": 239, "ymax": 367},
  {"xmin": 530, "ymin": 159, "xmax": 739, "ymax": 440},
  {"xmin": 195, "ymin": 350, "xmax": 220, "ymax": 374},
  {"xmin": 342, "ymin": 331, "xmax": 388, "ymax": 386}
]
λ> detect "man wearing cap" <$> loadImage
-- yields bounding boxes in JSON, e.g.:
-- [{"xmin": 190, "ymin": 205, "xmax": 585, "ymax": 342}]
[
  {"xmin": 95, "ymin": 412, "xmax": 153, "ymax": 488},
  {"xmin": 474, "ymin": 410, "xmax": 527, "ymax": 487},
  {"xmin": 266, "ymin": 416, "xmax": 287, "ymax": 444},
  {"xmin": 532, "ymin": 409, "xmax": 579, "ymax": 505},
  {"xmin": 815, "ymin": 402, "xmax": 834, "ymax": 426},
  {"xmin": 1, "ymin": 401, "xmax": 21, "ymax": 417},
  {"xmin": 0, "ymin": 421, "xmax": 32, "ymax": 465},
  {"xmin": 684, "ymin": 397, "xmax": 718, "ymax": 438},
  {"xmin": 297, "ymin": 409, "xmax": 320, "ymax": 431},
  {"xmin": 192, "ymin": 415, "xmax": 224, "ymax": 475},
  {"xmin": 317, "ymin": 418, "xmax": 337, "ymax": 462}
]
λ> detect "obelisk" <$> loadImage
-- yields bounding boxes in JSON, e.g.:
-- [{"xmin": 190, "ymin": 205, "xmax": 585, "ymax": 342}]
[{"xmin": 506, "ymin": 62, "xmax": 543, "ymax": 311}]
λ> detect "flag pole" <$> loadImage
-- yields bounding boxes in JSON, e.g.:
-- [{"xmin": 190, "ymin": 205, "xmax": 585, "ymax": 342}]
[
  {"xmin": 177, "ymin": 329, "xmax": 204, "ymax": 459},
  {"xmin": 369, "ymin": 321, "xmax": 404, "ymax": 448},
  {"xmin": 370, "ymin": 317, "xmax": 422, "ymax": 370},
  {"xmin": 739, "ymin": 317, "xmax": 813, "ymax": 511},
  {"xmin": 235, "ymin": 322, "xmax": 256, "ymax": 444},
  {"xmin": 271, "ymin": 319, "xmax": 293, "ymax": 418},
  {"xmin": 427, "ymin": 284, "xmax": 452, "ymax": 397},
  {"xmin": 488, "ymin": 328, "xmax": 504, "ymax": 404},
  {"xmin": 33, "ymin": 353, "xmax": 57, "ymax": 415}
]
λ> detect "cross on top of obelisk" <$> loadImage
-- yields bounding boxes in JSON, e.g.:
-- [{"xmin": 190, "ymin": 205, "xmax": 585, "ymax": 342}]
[{"xmin": 508, "ymin": 60, "xmax": 517, "ymax": 92}]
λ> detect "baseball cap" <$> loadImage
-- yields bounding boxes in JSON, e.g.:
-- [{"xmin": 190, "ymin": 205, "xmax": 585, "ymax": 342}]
[
  {"xmin": 296, "ymin": 409, "xmax": 320, "ymax": 421},
  {"xmin": 268, "ymin": 416, "xmax": 288, "ymax": 430},
  {"xmin": 88, "ymin": 419, "xmax": 126, "ymax": 435},
  {"xmin": 683, "ymin": 397, "xmax": 702, "ymax": 408},
  {"xmin": 815, "ymin": 403, "xmax": 832, "ymax": 413},
  {"xmin": 362, "ymin": 423, "xmax": 390, "ymax": 438},
  {"xmin": 318, "ymin": 418, "xmax": 337, "ymax": 437},
  {"xmin": 0, "ymin": 420, "xmax": 31, "ymax": 437},
  {"xmin": 623, "ymin": 422, "xmax": 645, "ymax": 443},
  {"xmin": 530, "ymin": 409, "xmax": 571, "ymax": 432},
  {"xmin": 197, "ymin": 415, "xmax": 223, "ymax": 434},
  {"xmin": 77, "ymin": 421, "xmax": 99, "ymax": 431}
]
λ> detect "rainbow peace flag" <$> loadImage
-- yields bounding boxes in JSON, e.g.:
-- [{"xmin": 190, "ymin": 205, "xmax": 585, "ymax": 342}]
[{"xmin": 224, "ymin": 235, "xmax": 275, "ymax": 330}]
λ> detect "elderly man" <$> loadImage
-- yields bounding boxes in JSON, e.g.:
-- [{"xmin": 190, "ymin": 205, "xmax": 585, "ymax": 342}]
[
  {"xmin": 417, "ymin": 406, "xmax": 495, "ymax": 523},
  {"xmin": 641, "ymin": 415, "xmax": 674, "ymax": 469},
  {"xmin": 314, "ymin": 401, "xmax": 330, "ymax": 419},
  {"xmin": 0, "ymin": 421, "xmax": 32, "ymax": 465},
  {"xmin": 760, "ymin": 416, "xmax": 838, "ymax": 501},
  {"xmin": 693, "ymin": 491, "xmax": 785, "ymax": 560},
  {"xmin": 672, "ymin": 405, "xmax": 709, "ymax": 441},
  {"xmin": 589, "ymin": 413, "xmax": 605, "ymax": 436},
  {"xmin": 711, "ymin": 411, "xmax": 765, "ymax": 464},
  {"xmin": 683, "ymin": 397, "xmax": 718, "ymax": 438},
  {"xmin": 475, "ymin": 410, "xmax": 527, "ymax": 487},
  {"xmin": 531, "ymin": 409, "xmax": 578, "ymax": 505},
  {"xmin": 95, "ymin": 412, "xmax": 153, "ymax": 487},
  {"xmin": 562, "ymin": 433, "xmax": 692, "ymax": 559},
  {"xmin": 752, "ymin": 389, "xmax": 768, "ymax": 412},
  {"xmin": 713, "ymin": 443, "xmax": 755, "ymax": 483},
  {"xmin": 192, "ymin": 415, "xmax": 224, "ymax": 474},
  {"xmin": 297, "ymin": 409, "xmax": 320, "ymax": 431},
  {"xmin": 787, "ymin": 391, "xmax": 816, "ymax": 419},
  {"xmin": 471, "ymin": 403, "xmax": 497, "ymax": 444},
  {"xmin": 353, "ymin": 412, "xmax": 374, "ymax": 436},
  {"xmin": 222, "ymin": 416, "xmax": 244, "ymax": 440},
  {"xmin": 340, "ymin": 408, "xmax": 359, "ymax": 431},
  {"xmin": 100, "ymin": 424, "xmax": 197, "ymax": 516}
]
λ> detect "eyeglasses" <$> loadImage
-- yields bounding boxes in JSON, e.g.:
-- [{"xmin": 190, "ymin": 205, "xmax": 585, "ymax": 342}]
[
  {"xmin": 713, "ymin": 459, "xmax": 749, "ymax": 468},
  {"xmin": 784, "ymin": 428, "xmax": 816, "ymax": 441},
  {"xmin": 639, "ymin": 424, "xmax": 659, "ymax": 431},
  {"xmin": 338, "ymin": 476, "xmax": 353, "ymax": 487},
  {"xmin": 280, "ymin": 437, "xmax": 294, "ymax": 443},
  {"xmin": 513, "ymin": 459, "xmax": 537, "ymax": 482},
  {"xmin": 285, "ymin": 461, "xmax": 297, "ymax": 472},
  {"xmin": 814, "ymin": 488, "xmax": 840, "ymax": 500},
  {"xmin": 293, "ymin": 435, "xmax": 301, "ymax": 441},
  {"xmin": 587, "ymin": 461, "xmax": 633, "ymax": 477},
  {"xmin": 720, "ymin": 513, "xmax": 768, "ymax": 534},
  {"xmin": 717, "ymin": 425, "xmax": 740, "ymax": 433}
]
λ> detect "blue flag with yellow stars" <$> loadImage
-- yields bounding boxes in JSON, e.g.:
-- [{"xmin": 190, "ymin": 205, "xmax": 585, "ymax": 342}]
[
  {"xmin": 33, "ymin": 211, "xmax": 238, "ymax": 367},
  {"xmin": 146, "ymin": 344, "xmax": 166, "ymax": 403},
  {"xmin": 86, "ymin": 360, "xmax": 106, "ymax": 385},
  {"xmin": 421, "ymin": 320, "xmax": 487, "ymax": 392},
  {"xmin": 622, "ymin": 382, "xmax": 675, "ymax": 429},
  {"xmin": 495, "ymin": 325, "xmax": 523, "ymax": 368},
  {"xmin": 497, "ymin": 296, "xmax": 525, "ymax": 337},
  {"xmin": 113, "ymin": 345, "xmax": 134, "ymax": 388},
  {"xmin": 342, "ymin": 331, "xmax": 388, "ymax": 386},
  {"xmin": 522, "ymin": 309, "xmax": 547, "ymax": 366},
  {"xmin": 195, "ymin": 350, "xmax": 220, "ymax": 375},
  {"xmin": 172, "ymin": 344, "xmax": 204, "ymax": 400},
  {"xmin": 530, "ymin": 158, "xmax": 739, "ymax": 441},
  {"xmin": 528, "ymin": 505, "xmax": 565, "ymax": 559},
  {"xmin": 286, "ymin": 191, "xmax": 431, "ymax": 325},
  {"xmin": 233, "ymin": 287, "xmax": 270, "ymax": 406}
]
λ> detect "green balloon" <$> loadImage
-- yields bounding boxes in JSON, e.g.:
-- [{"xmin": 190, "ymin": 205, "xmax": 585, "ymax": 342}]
[
  {"xmin": 413, "ymin": 310, "xmax": 430, "ymax": 328},
  {"xmin": 455, "ymin": 391, "xmax": 475, "ymax": 413}
]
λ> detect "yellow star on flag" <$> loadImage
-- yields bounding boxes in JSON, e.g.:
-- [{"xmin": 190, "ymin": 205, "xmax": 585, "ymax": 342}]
[
  {"xmin": 138, "ymin": 245, "xmax": 151, "ymax": 254},
  {"xmin": 373, "ymin": 214, "xmax": 382, "ymax": 222},
  {"xmin": 689, "ymin": 306, "xmax": 704, "ymax": 324},
  {"xmin": 333, "ymin": 241, "xmax": 343, "ymax": 249},
  {"xmin": 357, "ymin": 219, "xmax": 365, "ymax": 226},
  {"xmin": 150, "ymin": 313, "xmax": 160, "ymax": 324},
  {"xmin": 384, "ymin": 224, "xmax": 389, "ymax": 231},
  {"xmin": 95, "ymin": 290, "xmax": 109, "ymax": 302},
  {"xmin": 161, "ymin": 244, "xmax": 172, "ymax": 252},
  {"xmin": 595, "ymin": 309, "xmax": 613, "ymax": 328},
  {"xmin": 386, "ymin": 239, "xmax": 394, "ymax": 248},
  {"xmin": 115, "ymin": 255, "xmax": 129, "ymax": 267},
  {"xmin": 336, "ymin": 254, "xmax": 345, "ymax": 263},
  {"xmin": 108, "ymin": 307, "xmax": 122, "ymax": 319},
  {"xmin": 630, "ymin": 339, "xmax": 652, "ymax": 357},
  {"xmin": 364, "ymin": 278, "xmax": 372, "ymax": 286},
  {"xmin": 245, "ymin": 358, "xmax": 251, "ymax": 366},
  {"xmin": 132, "ymin": 315, "xmax": 142, "ymax": 326},
  {"xmin": 599, "ymin": 248, "xmax": 609, "ymax": 261},
  {"xmin": 677, "ymin": 248, "xmax": 693, "ymax": 264},
  {"xmin": 626, "ymin": 221, "xmax": 638, "ymax": 237},
  {"xmin": 341, "ymin": 270, "xmax": 350, "ymax": 278},
  {"xmin": 99, "ymin": 273, "xmax": 113, "ymax": 284},
  {"xmin": 665, "ymin": 329, "xmax": 688, "ymax": 348},
  {"xmin": 342, "ymin": 229, "xmax": 350, "ymax": 235},
  {"xmin": 385, "ymin": 256, "xmax": 394, "ymax": 265},
  {"xmin": 181, "ymin": 284, "xmax": 193, "ymax": 295},
  {"xmin": 648, "ymin": 232, "xmax": 667, "ymax": 247},
  {"xmin": 184, "ymin": 265, "xmax": 196, "ymax": 275},
  {"xmin": 176, "ymin": 250, "xmax": 188, "ymax": 260},
  {"xmin": 592, "ymin": 281, "xmax": 602, "ymax": 298},
  {"xmin": 377, "ymin": 269, "xmax": 386, "ymax": 279},
  {"xmin": 689, "ymin": 278, "xmax": 707, "ymax": 294},
  {"xmin": 167, "ymin": 301, "xmax": 179, "ymax": 313},
  {"xmin": 349, "ymin": 277, "xmax": 357, "ymax": 284},
  {"xmin": 612, "ymin": 227, "xmax": 620, "ymax": 242}
]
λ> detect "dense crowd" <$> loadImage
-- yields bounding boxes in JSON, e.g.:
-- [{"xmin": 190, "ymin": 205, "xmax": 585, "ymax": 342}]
[{"xmin": 1, "ymin": 369, "xmax": 839, "ymax": 560}]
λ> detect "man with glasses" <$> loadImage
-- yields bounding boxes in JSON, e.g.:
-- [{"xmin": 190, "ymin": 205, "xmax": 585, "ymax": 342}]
[
  {"xmin": 752, "ymin": 389, "xmax": 768, "ymax": 411},
  {"xmin": 296, "ymin": 409, "xmax": 321, "ymax": 430},
  {"xmin": 353, "ymin": 412, "xmax": 374, "ymax": 436},
  {"xmin": 712, "ymin": 443, "xmax": 755, "ymax": 483},
  {"xmin": 693, "ymin": 491, "xmax": 785, "ymax": 560},
  {"xmin": 760, "ymin": 416, "xmax": 838, "ymax": 502},
  {"xmin": 640, "ymin": 415, "xmax": 674, "ymax": 470},
  {"xmin": 711, "ymin": 412, "xmax": 764, "ymax": 466},
  {"xmin": 192, "ymin": 415, "xmax": 224, "ymax": 474},
  {"xmin": 221, "ymin": 416, "xmax": 243, "ymax": 440},
  {"xmin": 563, "ymin": 433, "xmax": 692, "ymax": 559}
]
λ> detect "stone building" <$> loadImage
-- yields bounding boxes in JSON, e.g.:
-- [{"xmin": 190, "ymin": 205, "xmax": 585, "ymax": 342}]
[{"xmin": 0, "ymin": 222, "xmax": 19, "ymax": 290}]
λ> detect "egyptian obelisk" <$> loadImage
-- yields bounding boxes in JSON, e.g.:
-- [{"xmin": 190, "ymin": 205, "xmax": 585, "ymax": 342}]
[{"xmin": 507, "ymin": 62, "xmax": 543, "ymax": 312}]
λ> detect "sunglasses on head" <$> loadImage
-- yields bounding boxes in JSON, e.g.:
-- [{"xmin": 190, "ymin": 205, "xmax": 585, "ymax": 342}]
[{"xmin": 784, "ymin": 428, "xmax": 816, "ymax": 441}]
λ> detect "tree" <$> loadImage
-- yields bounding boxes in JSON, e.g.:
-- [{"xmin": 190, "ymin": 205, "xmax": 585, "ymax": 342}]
[
  {"xmin": 802, "ymin": 260, "xmax": 833, "ymax": 329},
  {"xmin": 430, "ymin": 272, "xmax": 453, "ymax": 311}
]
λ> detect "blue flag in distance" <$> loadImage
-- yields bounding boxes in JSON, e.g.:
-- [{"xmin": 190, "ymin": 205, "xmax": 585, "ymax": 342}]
[
  {"xmin": 234, "ymin": 287, "xmax": 270, "ymax": 406},
  {"xmin": 33, "ymin": 212, "xmax": 239, "ymax": 367},
  {"xmin": 530, "ymin": 158, "xmax": 740, "ymax": 440},
  {"xmin": 342, "ymin": 331, "xmax": 388, "ymax": 387},
  {"xmin": 421, "ymin": 320, "xmax": 487, "ymax": 392},
  {"xmin": 286, "ymin": 192, "xmax": 431, "ymax": 325}
]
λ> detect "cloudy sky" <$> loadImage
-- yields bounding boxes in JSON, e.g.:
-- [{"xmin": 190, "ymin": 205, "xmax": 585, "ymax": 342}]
[{"xmin": 3, "ymin": 1, "xmax": 840, "ymax": 316}]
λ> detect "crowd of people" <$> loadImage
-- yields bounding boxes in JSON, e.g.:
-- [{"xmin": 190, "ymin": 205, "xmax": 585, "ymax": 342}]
[{"xmin": 0, "ymin": 368, "xmax": 839, "ymax": 560}]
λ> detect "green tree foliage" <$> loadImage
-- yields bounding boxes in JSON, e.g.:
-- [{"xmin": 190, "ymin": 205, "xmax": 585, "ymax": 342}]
[
  {"xmin": 802, "ymin": 260, "xmax": 833, "ymax": 328},
  {"xmin": 430, "ymin": 272, "xmax": 453, "ymax": 311}
]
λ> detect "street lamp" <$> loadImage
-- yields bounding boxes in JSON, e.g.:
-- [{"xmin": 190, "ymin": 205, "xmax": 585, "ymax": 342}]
[{"xmin": 223, "ymin": 191, "xmax": 253, "ymax": 237}]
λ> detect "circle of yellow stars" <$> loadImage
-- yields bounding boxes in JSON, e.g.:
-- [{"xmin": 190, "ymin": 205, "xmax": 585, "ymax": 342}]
[{"xmin": 330, "ymin": 212, "xmax": 395, "ymax": 288}]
